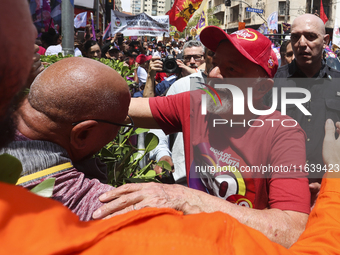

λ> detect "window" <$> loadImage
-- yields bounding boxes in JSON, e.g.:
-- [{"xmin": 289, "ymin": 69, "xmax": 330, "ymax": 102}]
[
  {"xmin": 278, "ymin": 1, "xmax": 289, "ymax": 16},
  {"xmin": 230, "ymin": 5, "xmax": 239, "ymax": 22},
  {"xmin": 245, "ymin": 9, "xmax": 251, "ymax": 19}
]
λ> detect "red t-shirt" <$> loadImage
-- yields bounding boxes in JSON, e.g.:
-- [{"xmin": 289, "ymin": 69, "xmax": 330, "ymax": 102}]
[{"xmin": 149, "ymin": 91, "xmax": 310, "ymax": 213}]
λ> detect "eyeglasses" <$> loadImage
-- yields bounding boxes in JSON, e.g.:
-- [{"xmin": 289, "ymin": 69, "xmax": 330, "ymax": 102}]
[
  {"xmin": 183, "ymin": 54, "xmax": 204, "ymax": 62},
  {"xmin": 72, "ymin": 115, "xmax": 134, "ymax": 135}
]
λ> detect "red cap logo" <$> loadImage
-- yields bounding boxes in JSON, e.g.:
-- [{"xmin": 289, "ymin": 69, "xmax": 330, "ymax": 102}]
[
  {"xmin": 268, "ymin": 56, "xmax": 274, "ymax": 69},
  {"xmin": 232, "ymin": 29, "xmax": 258, "ymax": 42}
]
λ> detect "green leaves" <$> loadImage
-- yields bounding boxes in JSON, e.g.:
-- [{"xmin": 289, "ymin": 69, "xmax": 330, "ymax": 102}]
[
  {"xmin": 0, "ymin": 154, "xmax": 23, "ymax": 184},
  {"xmin": 40, "ymin": 54, "xmax": 74, "ymax": 65},
  {"xmin": 30, "ymin": 178, "xmax": 56, "ymax": 198},
  {"xmin": 0, "ymin": 153, "xmax": 55, "ymax": 197},
  {"xmin": 144, "ymin": 133, "xmax": 159, "ymax": 153},
  {"xmin": 96, "ymin": 128, "xmax": 165, "ymax": 187},
  {"xmin": 156, "ymin": 160, "xmax": 173, "ymax": 172},
  {"xmin": 40, "ymin": 55, "xmax": 136, "ymax": 90}
]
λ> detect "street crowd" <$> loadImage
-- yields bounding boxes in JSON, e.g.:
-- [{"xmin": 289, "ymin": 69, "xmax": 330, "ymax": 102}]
[{"xmin": 1, "ymin": 0, "xmax": 340, "ymax": 253}]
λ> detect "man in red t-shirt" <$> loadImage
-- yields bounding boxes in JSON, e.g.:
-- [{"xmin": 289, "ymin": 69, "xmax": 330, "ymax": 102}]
[{"xmin": 94, "ymin": 27, "xmax": 310, "ymax": 248}]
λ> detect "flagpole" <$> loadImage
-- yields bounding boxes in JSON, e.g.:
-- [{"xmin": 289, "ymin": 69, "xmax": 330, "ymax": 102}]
[
  {"xmin": 311, "ymin": 0, "xmax": 314, "ymax": 13},
  {"xmin": 285, "ymin": 0, "xmax": 289, "ymax": 23},
  {"xmin": 61, "ymin": 0, "xmax": 74, "ymax": 55}
]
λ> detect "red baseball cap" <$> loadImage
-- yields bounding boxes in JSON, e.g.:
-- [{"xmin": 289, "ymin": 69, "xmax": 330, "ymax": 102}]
[
  {"xmin": 200, "ymin": 26, "xmax": 278, "ymax": 78},
  {"xmin": 135, "ymin": 54, "xmax": 152, "ymax": 64}
]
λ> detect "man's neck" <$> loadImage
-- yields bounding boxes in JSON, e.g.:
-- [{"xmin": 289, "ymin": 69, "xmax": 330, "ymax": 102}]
[{"xmin": 296, "ymin": 61, "xmax": 322, "ymax": 78}]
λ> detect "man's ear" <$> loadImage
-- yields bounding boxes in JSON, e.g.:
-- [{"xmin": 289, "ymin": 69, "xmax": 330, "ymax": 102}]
[
  {"xmin": 323, "ymin": 34, "xmax": 330, "ymax": 48},
  {"xmin": 70, "ymin": 120, "xmax": 98, "ymax": 150},
  {"xmin": 254, "ymin": 78, "xmax": 274, "ymax": 100}
]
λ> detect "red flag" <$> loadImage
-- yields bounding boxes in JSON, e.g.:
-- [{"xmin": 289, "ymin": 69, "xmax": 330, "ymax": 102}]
[
  {"xmin": 166, "ymin": 0, "xmax": 203, "ymax": 32},
  {"xmin": 320, "ymin": 0, "xmax": 328, "ymax": 24}
]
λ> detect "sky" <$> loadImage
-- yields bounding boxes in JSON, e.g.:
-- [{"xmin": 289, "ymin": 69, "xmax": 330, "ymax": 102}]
[{"xmin": 121, "ymin": 1, "xmax": 130, "ymax": 12}]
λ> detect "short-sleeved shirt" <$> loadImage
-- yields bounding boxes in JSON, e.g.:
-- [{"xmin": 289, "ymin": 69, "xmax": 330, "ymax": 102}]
[{"xmin": 149, "ymin": 91, "xmax": 310, "ymax": 213}]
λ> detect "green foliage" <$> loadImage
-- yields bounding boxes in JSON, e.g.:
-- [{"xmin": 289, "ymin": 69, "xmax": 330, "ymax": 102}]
[
  {"xmin": 96, "ymin": 128, "xmax": 167, "ymax": 187},
  {"xmin": 40, "ymin": 53, "xmax": 74, "ymax": 64},
  {"xmin": 30, "ymin": 178, "xmax": 55, "ymax": 198},
  {"xmin": 0, "ymin": 154, "xmax": 22, "ymax": 184},
  {"xmin": 98, "ymin": 58, "xmax": 135, "ymax": 87},
  {"xmin": 40, "ymin": 54, "xmax": 136, "ymax": 89},
  {"xmin": 0, "ymin": 153, "xmax": 55, "ymax": 197}
]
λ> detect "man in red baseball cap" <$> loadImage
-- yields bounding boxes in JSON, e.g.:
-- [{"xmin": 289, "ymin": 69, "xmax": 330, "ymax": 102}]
[
  {"xmin": 135, "ymin": 54, "xmax": 152, "ymax": 89},
  {"xmin": 200, "ymin": 26, "xmax": 278, "ymax": 78},
  {"xmin": 97, "ymin": 26, "xmax": 310, "ymax": 248}
]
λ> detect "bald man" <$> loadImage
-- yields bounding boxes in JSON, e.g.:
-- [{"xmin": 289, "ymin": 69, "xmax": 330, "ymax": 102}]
[
  {"xmin": 0, "ymin": 57, "xmax": 131, "ymax": 221},
  {"xmin": 272, "ymin": 13, "xmax": 340, "ymax": 177}
]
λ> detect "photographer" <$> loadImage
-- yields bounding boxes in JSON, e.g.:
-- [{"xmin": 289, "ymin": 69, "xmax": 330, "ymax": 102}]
[
  {"xmin": 128, "ymin": 37, "xmax": 146, "ymax": 55},
  {"xmin": 101, "ymin": 33, "xmax": 124, "ymax": 57},
  {"xmin": 143, "ymin": 40, "xmax": 205, "ymax": 98}
]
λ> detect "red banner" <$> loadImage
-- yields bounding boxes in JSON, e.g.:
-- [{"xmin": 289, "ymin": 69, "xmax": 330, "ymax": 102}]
[
  {"xmin": 320, "ymin": 0, "xmax": 328, "ymax": 24},
  {"xmin": 166, "ymin": 0, "xmax": 203, "ymax": 32}
]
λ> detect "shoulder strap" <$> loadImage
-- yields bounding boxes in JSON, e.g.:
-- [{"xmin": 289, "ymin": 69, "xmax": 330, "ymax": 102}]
[{"xmin": 16, "ymin": 162, "xmax": 73, "ymax": 185}]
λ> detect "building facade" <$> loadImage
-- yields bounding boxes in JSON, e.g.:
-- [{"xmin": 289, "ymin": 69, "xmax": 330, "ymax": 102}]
[
  {"xmin": 131, "ymin": 0, "xmax": 174, "ymax": 16},
  {"xmin": 115, "ymin": 0, "xmax": 122, "ymax": 11},
  {"xmin": 209, "ymin": 0, "xmax": 335, "ymax": 32}
]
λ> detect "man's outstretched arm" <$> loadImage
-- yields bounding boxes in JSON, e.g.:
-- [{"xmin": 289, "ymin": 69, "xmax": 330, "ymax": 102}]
[
  {"xmin": 92, "ymin": 181, "xmax": 308, "ymax": 248},
  {"xmin": 128, "ymin": 98, "xmax": 160, "ymax": 129}
]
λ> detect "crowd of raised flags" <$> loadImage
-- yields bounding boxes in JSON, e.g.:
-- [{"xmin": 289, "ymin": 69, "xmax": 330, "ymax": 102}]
[{"xmin": 29, "ymin": 0, "xmax": 340, "ymax": 59}]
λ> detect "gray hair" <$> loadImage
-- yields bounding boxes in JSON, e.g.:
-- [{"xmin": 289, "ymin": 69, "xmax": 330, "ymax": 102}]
[{"xmin": 183, "ymin": 40, "xmax": 205, "ymax": 54}]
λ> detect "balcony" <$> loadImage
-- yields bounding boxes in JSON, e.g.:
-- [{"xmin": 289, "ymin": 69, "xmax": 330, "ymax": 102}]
[
  {"xmin": 214, "ymin": 4, "xmax": 225, "ymax": 14},
  {"xmin": 214, "ymin": 0, "xmax": 224, "ymax": 7}
]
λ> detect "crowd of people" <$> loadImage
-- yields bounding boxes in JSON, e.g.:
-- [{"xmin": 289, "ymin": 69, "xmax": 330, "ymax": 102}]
[{"xmin": 1, "ymin": 0, "xmax": 340, "ymax": 253}]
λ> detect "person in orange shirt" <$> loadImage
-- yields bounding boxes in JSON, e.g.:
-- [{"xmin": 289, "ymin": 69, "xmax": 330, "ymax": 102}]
[{"xmin": 1, "ymin": 1, "xmax": 340, "ymax": 253}]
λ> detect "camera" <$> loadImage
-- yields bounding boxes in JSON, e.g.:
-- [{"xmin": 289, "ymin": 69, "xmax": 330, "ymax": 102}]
[{"xmin": 160, "ymin": 55, "xmax": 181, "ymax": 73}]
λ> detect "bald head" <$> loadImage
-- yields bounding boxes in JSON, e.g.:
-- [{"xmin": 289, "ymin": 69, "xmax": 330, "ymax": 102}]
[
  {"xmin": 28, "ymin": 57, "xmax": 130, "ymax": 124},
  {"xmin": 292, "ymin": 14, "xmax": 326, "ymax": 35},
  {"xmin": 290, "ymin": 14, "xmax": 329, "ymax": 77}
]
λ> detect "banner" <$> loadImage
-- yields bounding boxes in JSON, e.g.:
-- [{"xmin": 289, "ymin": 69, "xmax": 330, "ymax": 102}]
[
  {"xmin": 320, "ymin": 0, "xmax": 329, "ymax": 24},
  {"xmin": 169, "ymin": 26, "xmax": 177, "ymax": 36},
  {"xmin": 267, "ymin": 12, "xmax": 278, "ymax": 32},
  {"xmin": 238, "ymin": 22, "xmax": 246, "ymax": 30},
  {"xmin": 103, "ymin": 22, "xmax": 111, "ymax": 40},
  {"xmin": 91, "ymin": 12, "xmax": 96, "ymax": 41},
  {"xmin": 257, "ymin": 23, "xmax": 268, "ymax": 34},
  {"xmin": 197, "ymin": 1, "xmax": 208, "ymax": 35},
  {"xmin": 281, "ymin": 23, "xmax": 291, "ymax": 33},
  {"xmin": 333, "ymin": 18, "xmax": 340, "ymax": 47},
  {"xmin": 166, "ymin": 0, "xmax": 203, "ymax": 32},
  {"xmin": 74, "ymin": 12, "xmax": 87, "ymax": 28},
  {"xmin": 111, "ymin": 11, "xmax": 169, "ymax": 37},
  {"xmin": 50, "ymin": 0, "xmax": 61, "ymax": 29},
  {"xmin": 29, "ymin": 0, "xmax": 55, "ymax": 32}
]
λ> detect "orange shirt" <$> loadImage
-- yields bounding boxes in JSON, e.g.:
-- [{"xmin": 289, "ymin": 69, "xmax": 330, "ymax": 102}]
[{"xmin": 0, "ymin": 174, "xmax": 339, "ymax": 254}]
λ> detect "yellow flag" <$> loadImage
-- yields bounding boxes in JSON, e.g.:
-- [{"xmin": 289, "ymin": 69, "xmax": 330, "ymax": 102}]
[{"xmin": 197, "ymin": 2, "xmax": 208, "ymax": 35}]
